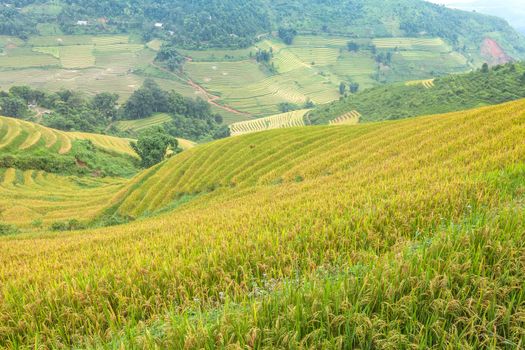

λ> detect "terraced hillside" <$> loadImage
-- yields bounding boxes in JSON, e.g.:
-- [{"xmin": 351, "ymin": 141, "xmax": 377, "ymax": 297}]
[
  {"xmin": 0, "ymin": 116, "xmax": 136, "ymax": 156},
  {"xmin": 1, "ymin": 99, "xmax": 524, "ymax": 348},
  {"xmin": 229, "ymin": 109, "xmax": 309, "ymax": 136},
  {"xmin": 0, "ymin": 168, "xmax": 126, "ymax": 228},
  {"xmin": 0, "ymin": 35, "xmax": 199, "ymax": 102},
  {"xmin": 114, "ymin": 114, "xmax": 197, "ymax": 150},
  {"xmin": 115, "ymin": 113, "xmax": 173, "ymax": 133},
  {"xmin": 0, "ymin": 116, "xmax": 138, "ymax": 177},
  {"xmin": 310, "ymin": 62, "xmax": 525, "ymax": 124},
  {"xmin": 183, "ymin": 35, "xmax": 470, "ymax": 116}
]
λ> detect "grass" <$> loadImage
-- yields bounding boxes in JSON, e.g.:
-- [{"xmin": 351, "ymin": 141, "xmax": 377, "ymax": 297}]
[
  {"xmin": 0, "ymin": 99, "xmax": 524, "ymax": 348},
  {"xmin": 58, "ymin": 45, "xmax": 95, "ymax": 68}
]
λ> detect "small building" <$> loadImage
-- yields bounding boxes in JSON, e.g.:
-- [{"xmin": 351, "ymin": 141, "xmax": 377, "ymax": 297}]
[
  {"xmin": 76, "ymin": 20, "xmax": 88, "ymax": 26},
  {"xmin": 154, "ymin": 22, "xmax": 164, "ymax": 28}
]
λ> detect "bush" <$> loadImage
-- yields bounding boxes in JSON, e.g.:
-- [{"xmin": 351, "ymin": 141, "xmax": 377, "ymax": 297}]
[
  {"xmin": 50, "ymin": 219, "xmax": 86, "ymax": 232},
  {"xmin": 0, "ymin": 223, "xmax": 20, "ymax": 236}
]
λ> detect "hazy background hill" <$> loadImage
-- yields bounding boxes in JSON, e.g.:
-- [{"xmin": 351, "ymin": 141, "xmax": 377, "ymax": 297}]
[
  {"xmin": 428, "ymin": 0, "xmax": 525, "ymax": 34},
  {"xmin": 6, "ymin": 0, "xmax": 525, "ymax": 55}
]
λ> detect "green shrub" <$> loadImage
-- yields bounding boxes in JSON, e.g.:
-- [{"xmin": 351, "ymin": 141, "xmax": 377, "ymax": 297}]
[
  {"xmin": 0, "ymin": 223, "xmax": 20, "ymax": 236},
  {"xmin": 50, "ymin": 219, "xmax": 86, "ymax": 232}
]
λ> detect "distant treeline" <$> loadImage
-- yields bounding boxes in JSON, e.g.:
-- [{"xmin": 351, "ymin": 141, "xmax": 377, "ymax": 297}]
[{"xmin": 0, "ymin": 79, "xmax": 228, "ymax": 142}]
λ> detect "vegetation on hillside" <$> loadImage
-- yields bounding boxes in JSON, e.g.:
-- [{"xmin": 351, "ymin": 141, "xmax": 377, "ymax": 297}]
[
  {"xmin": 0, "ymin": 80, "xmax": 228, "ymax": 142},
  {"xmin": 122, "ymin": 79, "xmax": 229, "ymax": 141},
  {"xmin": 309, "ymin": 62, "xmax": 525, "ymax": 124},
  {"xmin": 0, "ymin": 116, "xmax": 138, "ymax": 177},
  {"xmin": 0, "ymin": 100, "xmax": 524, "ymax": 347},
  {"xmin": 131, "ymin": 128, "xmax": 180, "ymax": 168},
  {"xmin": 5, "ymin": 0, "xmax": 525, "ymax": 57}
]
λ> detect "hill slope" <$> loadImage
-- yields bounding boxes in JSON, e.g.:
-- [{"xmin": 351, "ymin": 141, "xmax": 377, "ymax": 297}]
[
  {"xmin": 0, "ymin": 116, "xmax": 138, "ymax": 176},
  {"xmin": 0, "ymin": 168, "xmax": 127, "ymax": 228},
  {"xmin": 1, "ymin": 99, "xmax": 525, "ymax": 348},
  {"xmin": 14, "ymin": 0, "xmax": 525, "ymax": 57},
  {"xmin": 309, "ymin": 62, "xmax": 525, "ymax": 124}
]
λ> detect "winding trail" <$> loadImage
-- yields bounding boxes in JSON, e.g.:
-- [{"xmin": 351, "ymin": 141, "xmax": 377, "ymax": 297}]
[
  {"xmin": 152, "ymin": 62, "xmax": 250, "ymax": 116},
  {"xmin": 186, "ymin": 78, "xmax": 250, "ymax": 116}
]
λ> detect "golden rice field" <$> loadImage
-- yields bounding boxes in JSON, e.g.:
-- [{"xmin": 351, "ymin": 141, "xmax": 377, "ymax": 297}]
[
  {"xmin": 371, "ymin": 37, "xmax": 449, "ymax": 51},
  {"xmin": 0, "ymin": 116, "xmax": 136, "ymax": 156},
  {"xmin": 229, "ymin": 109, "xmax": 309, "ymax": 136},
  {"xmin": 0, "ymin": 168, "xmax": 126, "ymax": 228},
  {"xmin": 1, "ymin": 100, "xmax": 525, "ymax": 348},
  {"xmin": 116, "ymin": 113, "xmax": 174, "ymax": 132},
  {"xmin": 329, "ymin": 110, "xmax": 361, "ymax": 125},
  {"xmin": 405, "ymin": 79, "xmax": 435, "ymax": 89}
]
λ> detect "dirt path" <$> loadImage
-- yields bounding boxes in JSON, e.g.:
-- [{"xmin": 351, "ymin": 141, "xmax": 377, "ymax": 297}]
[
  {"xmin": 152, "ymin": 62, "xmax": 250, "ymax": 116},
  {"xmin": 186, "ymin": 78, "xmax": 250, "ymax": 116},
  {"xmin": 31, "ymin": 107, "xmax": 51, "ymax": 123}
]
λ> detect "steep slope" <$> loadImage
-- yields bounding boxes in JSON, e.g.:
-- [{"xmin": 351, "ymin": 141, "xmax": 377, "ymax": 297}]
[
  {"xmin": 1, "ymin": 99, "xmax": 524, "ymax": 348},
  {"xmin": 309, "ymin": 62, "xmax": 525, "ymax": 124}
]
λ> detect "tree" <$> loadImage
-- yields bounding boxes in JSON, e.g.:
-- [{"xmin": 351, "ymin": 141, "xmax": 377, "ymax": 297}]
[
  {"xmin": 481, "ymin": 63, "xmax": 489, "ymax": 73},
  {"xmin": 91, "ymin": 92, "xmax": 119, "ymax": 121},
  {"xmin": 131, "ymin": 129, "xmax": 179, "ymax": 168},
  {"xmin": 278, "ymin": 27, "xmax": 297, "ymax": 45},
  {"xmin": 156, "ymin": 44, "xmax": 186, "ymax": 71},
  {"xmin": 349, "ymin": 82, "xmax": 360, "ymax": 94},
  {"xmin": 347, "ymin": 42, "xmax": 359, "ymax": 52},
  {"xmin": 122, "ymin": 80, "xmax": 168, "ymax": 120},
  {"xmin": 0, "ymin": 96, "xmax": 27, "ymax": 118},
  {"xmin": 339, "ymin": 82, "xmax": 346, "ymax": 95},
  {"xmin": 255, "ymin": 49, "xmax": 272, "ymax": 63}
]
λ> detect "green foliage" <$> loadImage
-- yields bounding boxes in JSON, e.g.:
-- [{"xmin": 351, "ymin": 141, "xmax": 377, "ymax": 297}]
[
  {"xmin": 7, "ymin": 0, "xmax": 525, "ymax": 57},
  {"xmin": 278, "ymin": 27, "xmax": 297, "ymax": 45},
  {"xmin": 347, "ymin": 41, "xmax": 359, "ymax": 52},
  {"xmin": 131, "ymin": 128, "xmax": 180, "ymax": 168},
  {"xmin": 122, "ymin": 80, "xmax": 225, "ymax": 141},
  {"xmin": 0, "ymin": 96, "xmax": 28, "ymax": 118},
  {"xmin": 50, "ymin": 219, "xmax": 85, "ymax": 232},
  {"xmin": 90, "ymin": 92, "xmax": 119, "ymax": 121},
  {"xmin": 0, "ymin": 139, "xmax": 138, "ymax": 177},
  {"xmin": 155, "ymin": 44, "xmax": 185, "ymax": 71},
  {"xmin": 255, "ymin": 49, "xmax": 272, "ymax": 63},
  {"xmin": 278, "ymin": 102, "xmax": 301, "ymax": 113},
  {"xmin": 339, "ymin": 82, "xmax": 346, "ymax": 95},
  {"xmin": 310, "ymin": 62, "xmax": 525, "ymax": 124},
  {"xmin": 0, "ymin": 223, "xmax": 20, "ymax": 236},
  {"xmin": 0, "ymin": 85, "xmax": 121, "ymax": 134}
]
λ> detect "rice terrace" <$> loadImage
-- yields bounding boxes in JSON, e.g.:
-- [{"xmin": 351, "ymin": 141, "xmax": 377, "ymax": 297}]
[{"xmin": 1, "ymin": 0, "xmax": 525, "ymax": 348}]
